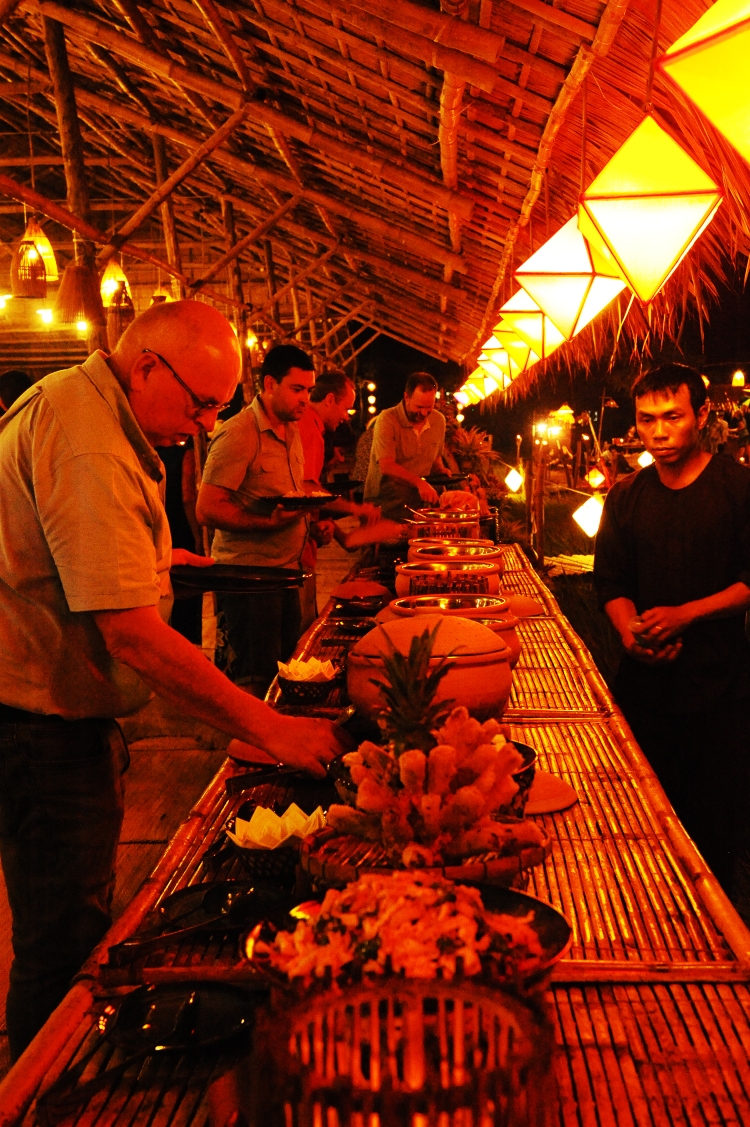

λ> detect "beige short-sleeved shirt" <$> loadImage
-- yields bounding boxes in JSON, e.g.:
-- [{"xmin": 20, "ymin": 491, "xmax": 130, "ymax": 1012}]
[
  {"xmin": 364, "ymin": 400, "xmax": 446, "ymax": 517},
  {"xmin": 0, "ymin": 351, "xmax": 172, "ymax": 719},
  {"xmin": 202, "ymin": 395, "xmax": 307, "ymax": 568}
]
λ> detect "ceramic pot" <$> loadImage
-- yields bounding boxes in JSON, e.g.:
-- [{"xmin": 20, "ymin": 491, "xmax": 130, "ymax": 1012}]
[
  {"xmin": 347, "ymin": 613, "xmax": 513, "ymax": 721},
  {"xmin": 407, "ymin": 510, "xmax": 481, "ymax": 540},
  {"xmin": 394, "ymin": 561, "xmax": 502, "ymax": 597},
  {"xmin": 406, "ymin": 537, "xmax": 494, "ymax": 561},
  {"xmin": 475, "ymin": 613, "xmax": 521, "ymax": 667},
  {"xmin": 408, "ymin": 543, "xmax": 506, "ymax": 571},
  {"xmin": 390, "ymin": 593, "xmax": 510, "ymax": 619}
]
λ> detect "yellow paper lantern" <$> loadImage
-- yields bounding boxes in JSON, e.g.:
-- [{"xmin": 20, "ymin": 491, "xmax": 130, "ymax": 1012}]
[
  {"xmin": 573, "ymin": 494, "xmax": 604, "ymax": 537},
  {"xmin": 478, "ymin": 351, "xmax": 516, "ymax": 386},
  {"xmin": 100, "ymin": 258, "xmax": 132, "ymax": 307},
  {"xmin": 732, "ymin": 369, "xmax": 746, "ymax": 386},
  {"xmin": 578, "ymin": 115, "xmax": 722, "ymax": 304},
  {"xmin": 491, "ymin": 323, "xmax": 540, "ymax": 374},
  {"xmin": 660, "ymin": 0, "xmax": 750, "ymax": 166},
  {"xmin": 454, "ymin": 389, "xmax": 470, "ymax": 406},
  {"xmin": 505, "ymin": 468, "xmax": 524, "ymax": 492},
  {"xmin": 496, "ymin": 290, "xmax": 565, "ymax": 360},
  {"xmin": 515, "ymin": 217, "xmax": 627, "ymax": 339},
  {"xmin": 460, "ymin": 382, "xmax": 484, "ymax": 405},
  {"xmin": 467, "ymin": 367, "xmax": 501, "ymax": 397},
  {"xmin": 586, "ymin": 467, "xmax": 606, "ymax": 488},
  {"xmin": 637, "ymin": 450, "xmax": 655, "ymax": 467}
]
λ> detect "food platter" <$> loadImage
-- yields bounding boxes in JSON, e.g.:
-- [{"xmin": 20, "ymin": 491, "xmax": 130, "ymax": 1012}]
[{"xmin": 170, "ymin": 563, "xmax": 309, "ymax": 593}]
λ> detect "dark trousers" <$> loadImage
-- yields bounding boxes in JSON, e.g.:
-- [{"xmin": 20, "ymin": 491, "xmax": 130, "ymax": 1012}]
[
  {"xmin": 615, "ymin": 676, "xmax": 749, "ymax": 892},
  {"xmin": 218, "ymin": 589, "xmax": 301, "ymax": 695},
  {"xmin": 0, "ymin": 716, "xmax": 128, "ymax": 1060}
]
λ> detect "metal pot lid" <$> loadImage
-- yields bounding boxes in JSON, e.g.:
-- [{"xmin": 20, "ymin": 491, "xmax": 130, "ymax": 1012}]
[
  {"xmin": 390, "ymin": 594, "xmax": 509, "ymax": 615},
  {"xmin": 350, "ymin": 613, "xmax": 511, "ymax": 660},
  {"xmin": 411, "ymin": 544, "xmax": 501, "ymax": 559}
]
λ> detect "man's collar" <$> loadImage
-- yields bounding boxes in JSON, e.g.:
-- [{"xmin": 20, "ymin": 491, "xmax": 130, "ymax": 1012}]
[
  {"xmin": 251, "ymin": 394, "xmax": 275, "ymax": 432},
  {"xmin": 82, "ymin": 352, "xmax": 163, "ymax": 481}
]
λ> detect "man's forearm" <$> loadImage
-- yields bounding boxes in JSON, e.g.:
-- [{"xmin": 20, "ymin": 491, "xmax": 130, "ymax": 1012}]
[
  {"xmin": 604, "ymin": 596, "xmax": 638, "ymax": 640},
  {"xmin": 681, "ymin": 582, "xmax": 750, "ymax": 625},
  {"xmin": 94, "ymin": 606, "xmax": 282, "ymax": 751}
]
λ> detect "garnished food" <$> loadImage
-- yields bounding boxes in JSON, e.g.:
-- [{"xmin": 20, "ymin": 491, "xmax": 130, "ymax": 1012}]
[
  {"xmin": 326, "ymin": 705, "xmax": 545, "ymax": 865},
  {"xmin": 250, "ymin": 872, "xmax": 544, "ymax": 984},
  {"xmin": 439, "ymin": 490, "xmax": 481, "ymax": 513}
]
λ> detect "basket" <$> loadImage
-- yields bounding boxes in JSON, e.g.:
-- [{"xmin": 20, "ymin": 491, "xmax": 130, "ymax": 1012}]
[
  {"xmin": 300, "ymin": 828, "xmax": 551, "ymax": 889},
  {"xmin": 278, "ymin": 673, "xmax": 340, "ymax": 705},
  {"xmin": 244, "ymin": 978, "xmax": 556, "ymax": 1127}
]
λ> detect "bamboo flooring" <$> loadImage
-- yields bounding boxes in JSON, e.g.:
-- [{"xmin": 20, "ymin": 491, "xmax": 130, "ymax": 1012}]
[{"xmin": 2, "ymin": 543, "xmax": 750, "ymax": 1125}]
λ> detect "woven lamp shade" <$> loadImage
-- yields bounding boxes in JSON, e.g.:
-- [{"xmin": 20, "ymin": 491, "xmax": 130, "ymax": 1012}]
[
  {"xmin": 106, "ymin": 281, "xmax": 135, "ymax": 349},
  {"xmin": 100, "ymin": 258, "xmax": 132, "ymax": 307},
  {"xmin": 22, "ymin": 216, "xmax": 58, "ymax": 283},
  {"xmin": 515, "ymin": 217, "xmax": 627, "ymax": 339},
  {"xmin": 496, "ymin": 290, "xmax": 565, "ymax": 361},
  {"xmin": 578, "ymin": 115, "xmax": 722, "ymax": 304},
  {"xmin": 11, "ymin": 239, "xmax": 46, "ymax": 299},
  {"xmin": 54, "ymin": 263, "xmax": 106, "ymax": 326},
  {"xmin": 660, "ymin": 0, "xmax": 750, "ymax": 167}
]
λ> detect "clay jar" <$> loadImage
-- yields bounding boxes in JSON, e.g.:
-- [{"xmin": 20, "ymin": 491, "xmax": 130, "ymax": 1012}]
[
  {"xmin": 408, "ymin": 510, "xmax": 481, "ymax": 540},
  {"xmin": 475, "ymin": 614, "xmax": 521, "ymax": 667},
  {"xmin": 394, "ymin": 561, "xmax": 502, "ymax": 598},
  {"xmin": 406, "ymin": 537, "xmax": 495, "ymax": 562},
  {"xmin": 389, "ymin": 595, "xmax": 522, "ymax": 668},
  {"xmin": 347, "ymin": 613, "xmax": 513, "ymax": 722},
  {"xmin": 407, "ymin": 543, "xmax": 506, "ymax": 572}
]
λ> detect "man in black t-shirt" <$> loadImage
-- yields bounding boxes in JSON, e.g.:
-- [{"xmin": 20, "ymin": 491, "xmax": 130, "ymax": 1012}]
[{"xmin": 594, "ymin": 363, "xmax": 750, "ymax": 892}]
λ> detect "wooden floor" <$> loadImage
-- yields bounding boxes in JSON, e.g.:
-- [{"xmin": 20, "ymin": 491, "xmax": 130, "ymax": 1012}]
[{"xmin": 0, "ymin": 536, "xmax": 356, "ymax": 1076}]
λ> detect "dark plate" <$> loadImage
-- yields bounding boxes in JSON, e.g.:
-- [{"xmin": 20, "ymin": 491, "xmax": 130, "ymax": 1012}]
[
  {"xmin": 108, "ymin": 982, "xmax": 254, "ymax": 1054},
  {"xmin": 170, "ymin": 564, "xmax": 308, "ymax": 593},
  {"xmin": 269, "ymin": 494, "xmax": 334, "ymax": 510},
  {"xmin": 423, "ymin": 473, "xmax": 469, "ymax": 486}
]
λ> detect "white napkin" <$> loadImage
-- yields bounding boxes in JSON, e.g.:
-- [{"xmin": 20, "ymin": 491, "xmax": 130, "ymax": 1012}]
[
  {"xmin": 227, "ymin": 803, "xmax": 326, "ymax": 850},
  {"xmin": 278, "ymin": 656, "xmax": 336, "ymax": 682}
]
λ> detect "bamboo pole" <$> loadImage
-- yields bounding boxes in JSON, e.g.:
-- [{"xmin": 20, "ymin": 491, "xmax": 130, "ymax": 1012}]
[
  {"xmin": 192, "ymin": 0, "xmax": 254, "ymax": 93},
  {"xmin": 253, "ymin": 246, "xmax": 339, "ymax": 319},
  {"xmin": 329, "ymin": 320, "xmax": 376, "ymax": 358},
  {"xmin": 313, "ymin": 298, "xmax": 374, "ymax": 349},
  {"xmin": 287, "ymin": 284, "xmax": 347, "ymax": 341},
  {"xmin": 340, "ymin": 331, "xmax": 380, "ymax": 366},
  {"xmin": 220, "ymin": 197, "xmax": 249, "ymax": 384},
  {"xmin": 262, "ymin": 238, "xmax": 279, "ymax": 328},
  {"xmin": 96, "ymin": 103, "xmax": 251, "ymax": 264},
  {"xmin": 190, "ymin": 194, "xmax": 300, "ymax": 290},
  {"xmin": 152, "ymin": 133, "xmax": 185, "ymax": 299},
  {"xmin": 24, "ymin": 0, "xmax": 473, "ymax": 221}
]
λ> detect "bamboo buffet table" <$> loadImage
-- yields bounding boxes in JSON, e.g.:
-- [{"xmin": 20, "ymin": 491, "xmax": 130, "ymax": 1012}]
[{"xmin": 2, "ymin": 543, "xmax": 750, "ymax": 1126}]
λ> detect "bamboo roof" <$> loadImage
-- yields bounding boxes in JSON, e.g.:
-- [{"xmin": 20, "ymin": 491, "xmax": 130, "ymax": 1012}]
[{"xmin": 0, "ymin": 0, "xmax": 747, "ymax": 373}]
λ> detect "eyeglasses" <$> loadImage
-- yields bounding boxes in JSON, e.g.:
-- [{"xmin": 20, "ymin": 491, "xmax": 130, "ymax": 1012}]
[{"xmin": 142, "ymin": 349, "xmax": 234, "ymax": 417}]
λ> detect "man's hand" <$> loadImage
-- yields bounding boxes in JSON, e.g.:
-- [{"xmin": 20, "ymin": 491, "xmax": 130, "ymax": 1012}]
[
  {"xmin": 310, "ymin": 519, "xmax": 335, "ymax": 546},
  {"xmin": 417, "ymin": 479, "xmax": 439, "ymax": 505},
  {"xmin": 171, "ymin": 549, "xmax": 214, "ymax": 568},
  {"xmin": 228, "ymin": 717, "xmax": 347, "ymax": 776},
  {"xmin": 621, "ymin": 626, "xmax": 683, "ymax": 665},
  {"xmin": 268, "ymin": 504, "xmax": 305, "ymax": 528},
  {"xmin": 355, "ymin": 502, "xmax": 381, "ymax": 526},
  {"xmin": 638, "ymin": 604, "xmax": 695, "ymax": 642}
]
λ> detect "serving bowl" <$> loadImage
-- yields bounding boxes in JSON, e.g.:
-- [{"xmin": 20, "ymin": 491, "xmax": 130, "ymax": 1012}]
[
  {"xmin": 408, "ymin": 542, "xmax": 506, "ymax": 569},
  {"xmin": 394, "ymin": 561, "xmax": 502, "ymax": 597}
]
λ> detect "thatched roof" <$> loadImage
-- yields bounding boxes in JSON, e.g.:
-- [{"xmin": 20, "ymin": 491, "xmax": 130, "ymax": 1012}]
[{"xmin": 0, "ymin": 0, "xmax": 745, "ymax": 376}]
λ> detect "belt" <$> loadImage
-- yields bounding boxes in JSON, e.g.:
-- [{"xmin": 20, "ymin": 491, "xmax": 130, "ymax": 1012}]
[{"xmin": 0, "ymin": 702, "xmax": 65, "ymax": 723}]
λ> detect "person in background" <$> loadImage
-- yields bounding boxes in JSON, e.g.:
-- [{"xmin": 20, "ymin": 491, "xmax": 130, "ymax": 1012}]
[
  {"xmin": 364, "ymin": 372, "xmax": 448, "ymax": 519},
  {"xmin": 353, "ymin": 414, "xmax": 378, "ymax": 486},
  {"xmin": 297, "ymin": 370, "xmax": 380, "ymax": 629},
  {"xmin": 196, "ymin": 344, "xmax": 313, "ymax": 696},
  {"xmin": 157, "ymin": 439, "xmax": 203, "ymax": 644},
  {"xmin": 0, "ymin": 369, "xmax": 32, "ymax": 413},
  {"xmin": 593, "ymin": 363, "xmax": 750, "ymax": 899},
  {"xmin": 0, "ymin": 304, "xmax": 342, "ymax": 1059}
]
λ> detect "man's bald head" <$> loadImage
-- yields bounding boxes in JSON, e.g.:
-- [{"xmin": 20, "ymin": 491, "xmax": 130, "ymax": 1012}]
[{"xmin": 108, "ymin": 300, "xmax": 241, "ymax": 446}]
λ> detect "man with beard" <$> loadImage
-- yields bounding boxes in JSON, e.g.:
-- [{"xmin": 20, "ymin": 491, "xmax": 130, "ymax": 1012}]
[
  {"xmin": 197, "ymin": 344, "xmax": 314, "ymax": 695},
  {"xmin": 364, "ymin": 371, "xmax": 448, "ymax": 519},
  {"xmin": 594, "ymin": 362, "xmax": 750, "ymax": 895}
]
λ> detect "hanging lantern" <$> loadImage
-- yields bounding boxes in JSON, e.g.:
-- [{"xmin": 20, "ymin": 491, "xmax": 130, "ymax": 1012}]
[
  {"xmin": 637, "ymin": 450, "xmax": 655, "ymax": 467},
  {"xmin": 100, "ymin": 258, "xmax": 132, "ymax": 308},
  {"xmin": 732, "ymin": 369, "xmax": 746, "ymax": 386},
  {"xmin": 467, "ymin": 367, "xmax": 500, "ymax": 398},
  {"xmin": 477, "ymin": 352, "xmax": 515, "ymax": 387},
  {"xmin": 585, "ymin": 467, "xmax": 607, "ymax": 488},
  {"xmin": 505, "ymin": 467, "xmax": 524, "ymax": 492},
  {"xmin": 106, "ymin": 281, "xmax": 135, "ymax": 349},
  {"xmin": 572, "ymin": 494, "xmax": 604, "ymax": 537},
  {"xmin": 660, "ymin": 0, "xmax": 750, "ymax": 167},
  {"xmin": 11, "ymin": 239, "xmax": 46, "ymax": 299},
  {"xmin": 22, "ymin": 216, "xmax": 58, "ymax": 283},
  {"xmin": 54, "ymin": 263, "xmax": 106, "ymax": 326},
  {"xmin": 458, "ymin": 382, "xmax": 483, "ymax": 405},
  {"xmin": 454, "ymin": 389, "xmax": 470, "ymax": 406},
  {"xmin": 491, "ymin": 323, "xmax": 540, "ymax": 374},
  {"xmin": 495, "ymin": 290, "xmax": 565, "ymax": 360},
  {"xmin": 515, "ymin": 217, "xmax": 627, "ymax": 339},
  {"xmin": 578, "ymin": 115, "xmax": 722, "ymax": 304}
]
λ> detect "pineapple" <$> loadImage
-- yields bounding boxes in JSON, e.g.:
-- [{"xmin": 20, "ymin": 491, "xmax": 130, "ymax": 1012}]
[{"xmin": 369, "ymin": 621, "xmax": 454, "ymax": 753}]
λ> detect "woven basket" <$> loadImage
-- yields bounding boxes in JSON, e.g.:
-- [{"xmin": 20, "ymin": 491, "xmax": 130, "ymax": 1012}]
[
  {"xmin": 278, "ymin": 673, "xmax": 340, "ymax": 706},
  {"xmin": 300, "ymin": 828, "xmax": 550, "ymax": 889},
  {"xmin": 244, "ymin": 978, "xmax": 556, "ymax": 1127}
]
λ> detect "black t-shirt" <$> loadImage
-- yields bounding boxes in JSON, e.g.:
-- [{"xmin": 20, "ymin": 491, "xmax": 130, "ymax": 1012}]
[{"xmin": 593, "ymin": 456, "xmax": 750, "ymax": 711}]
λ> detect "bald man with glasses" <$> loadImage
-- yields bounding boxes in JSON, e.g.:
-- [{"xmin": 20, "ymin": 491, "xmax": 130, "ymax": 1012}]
[{"xmin": 0, "ymin": 302, "xmax": 343, "ymax": 1059}]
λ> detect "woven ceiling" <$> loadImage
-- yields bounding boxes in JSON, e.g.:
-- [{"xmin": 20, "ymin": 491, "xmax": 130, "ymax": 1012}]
[{"xmin": 0, "ymin": 0, "xmax": 746, "ymax": 374}]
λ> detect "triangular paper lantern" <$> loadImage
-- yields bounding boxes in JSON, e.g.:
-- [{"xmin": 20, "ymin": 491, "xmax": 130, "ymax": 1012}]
[
  {"xmin": 515, "ymin": 217, "xmax": 627, "ymax": 339},
  {"xmin": 492, "ymin": 324, "xmax": 540, "ymax": 374},
  {"xmin": 578, "ymin": 115, "xmax": 722, "ymax": 303},
  {"xmin": 660, "ymin": 0, "xmax": 750, "ymax": 166},
  {"xmin": 467, "ymin": 367, "xmax": 504, "ymax": 396},
  {"xmin": 478, "ymin": 350, "xmax": 518, "ymax": 384},
  {"xmin": 496, "ymin": 290, "xmax": 565, "ymax": 360}
]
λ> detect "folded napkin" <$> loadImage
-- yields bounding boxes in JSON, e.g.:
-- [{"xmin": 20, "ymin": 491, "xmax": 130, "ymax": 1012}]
[
  {"xmin": 278, "ymin": 656, "xmax": 336, "ymax": 682},
  {"xmin": 227, "ymin": 802, "xmax": 326, "ymax": 850}
]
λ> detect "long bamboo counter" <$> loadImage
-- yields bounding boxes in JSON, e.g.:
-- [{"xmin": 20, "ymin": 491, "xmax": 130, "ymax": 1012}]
[{"xmin": 2, "ymin": 543, "xmax": 750, "ymax": 1126}]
